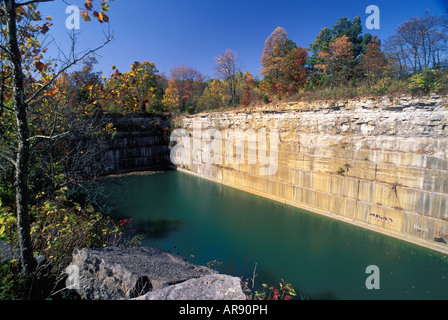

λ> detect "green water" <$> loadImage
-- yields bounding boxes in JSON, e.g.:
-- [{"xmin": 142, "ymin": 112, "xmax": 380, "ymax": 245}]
[{"xmin": 105, "ymin": 170, "xmax": 448, "ymax": 300}]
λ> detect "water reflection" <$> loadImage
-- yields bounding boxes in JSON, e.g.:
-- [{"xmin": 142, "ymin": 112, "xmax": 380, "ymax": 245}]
[
  {"xmin": 137, "ymin": 218, "xmax": 183, "ymax": 239},
  {"xmin": 105, "ymin": 171, "xmax": 448, "ymax": 300}
]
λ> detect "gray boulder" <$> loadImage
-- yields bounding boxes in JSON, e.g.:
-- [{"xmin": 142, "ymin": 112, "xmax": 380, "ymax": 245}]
[
  {"xmin": 133, "ymin": 274, "xmax": 247, "ymax": 300},
  {"xmin": 69, "ymin": 246, "xmax": 216, "ymax": 300},
  {"xmin": 0, "ymin": 241, "xmax": 19, "ymax": 263}
]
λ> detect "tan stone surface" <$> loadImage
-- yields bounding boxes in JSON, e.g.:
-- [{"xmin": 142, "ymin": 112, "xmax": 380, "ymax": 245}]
[{"xmin": 173, "ymin": 95, "xmax": 448, "ymax": 254}]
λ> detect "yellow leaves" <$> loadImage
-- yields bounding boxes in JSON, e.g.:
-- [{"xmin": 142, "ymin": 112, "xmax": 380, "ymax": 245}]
[
  {"xmin": 104, "ymin": 122, "xmax": 116, "ymax": 135},
  {"xmin": 15, "ymin": 6, "xmax": 26, "ymax": 15},
  {"xmin": 81, "ymin": 10, "xmax": 91, "ymax": 22},
  {"xmin": 92, "ymin": 11, "xmax": 109, "ymax": 23},
  {"xmin": 86, "ymin": 206, "xmax": 95, "ymax": 214}
]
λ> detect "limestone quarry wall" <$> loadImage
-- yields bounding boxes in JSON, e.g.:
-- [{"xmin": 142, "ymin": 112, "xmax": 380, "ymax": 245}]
[
  {"xmin": 172, "ymin": 94, "xmax": 448, "ymax": 254},
  {"xmin": 102, "ymin": 114, "xmax": 171, "ymax": 174}
]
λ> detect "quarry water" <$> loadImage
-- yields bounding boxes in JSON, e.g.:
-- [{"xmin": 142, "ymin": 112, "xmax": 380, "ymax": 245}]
[{"xmin": 106, "ymin": 170, "xmax": 448, "ymax": 300}]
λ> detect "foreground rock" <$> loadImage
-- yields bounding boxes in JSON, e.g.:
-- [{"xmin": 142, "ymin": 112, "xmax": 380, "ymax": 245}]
[
  {"xmin": 0, "ymin": 241, "xmax": 18, "ymax": 263},
  {"xmin": 133, "ymin": 274, "xmax": 247, "ymax": 300},
  {"xmin": 69, "ymin": 247, "xmax": 245, "ymax": 300}
]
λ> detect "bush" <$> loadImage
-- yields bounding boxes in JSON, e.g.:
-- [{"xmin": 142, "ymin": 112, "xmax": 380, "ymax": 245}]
[
  {"xmin": 0, "ymin": 260, "xmax": 24, "ymax": 300},
  {"xmin": 263, "ymin": 95, "xmax": 270, "ymax": 104},
  {"xmin": 29, "ymin": 186, "xmax": 141, "ymax": 269},
  {"xmin": 0, "ymin": 182, "xmax": 142, "ymax": 299},
  {"xmin": 243, "ymin": 278, "xmax": 297, "ymax": 300},
  {"xmin": 408, "ymin": 68, "xmax": 448, "ymax": 94}
]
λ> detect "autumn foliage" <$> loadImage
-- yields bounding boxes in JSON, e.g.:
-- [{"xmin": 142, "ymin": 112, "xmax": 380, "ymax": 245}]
[
  {"xmin": 35, "ymin": 13, "xmax": 445, "ymax": 116},
  {"xmin": 260, "ymin": 27, "xmax": 309, "ymax": 98}
]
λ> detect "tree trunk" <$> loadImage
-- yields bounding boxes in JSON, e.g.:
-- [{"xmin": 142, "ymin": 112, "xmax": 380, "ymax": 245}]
[{"xmin": 5, "ymin": 0, "xmax": 37, "ymax": 296}]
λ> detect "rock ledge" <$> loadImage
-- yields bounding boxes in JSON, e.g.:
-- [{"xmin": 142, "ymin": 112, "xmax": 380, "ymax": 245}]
[{"xmin": 68, "ymin": 247, "xmax": 246, "ymax": 300}]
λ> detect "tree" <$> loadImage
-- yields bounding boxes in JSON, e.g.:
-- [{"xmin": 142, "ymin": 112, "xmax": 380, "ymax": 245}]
[
  {"xmin": 104, "ymin": 61, "xmax": 164, "ymax": 113},
  {"xmin": 359, "ymin": 35, "xmax": 389, "ymax": 84},
  {"xmin": 260, "ymin": 26, "xmax": 299, "ymax": 98},
  {"xmin": 315, "ymin": 35, "xmax": 354, "ymax": 88},
  {"xmin": 197, "ymin": 78, "xmax": 227, "ymax": 111},
  {"xmin": 281, "ymin": 46, "xmax": 309, "ymax": 94},
  {"xmin": 163, "ymin": 65, "xmax": 205, "ymax": 113},
  {"xmin": 241, "ymin": 71, "xmax": 255, "ymax": 106},
  {"xmin": 0, "ymin": 0, "xmax": 113, "ymax": 298},
  {"xmin": 215, "ymin": 49, "xmax": 239, "ymax": 108},
  {"xmin": 308, "ymin": 16, "xmax": 372, "ymax": 86},
  {"xmin": 384, "ymin": 14, "xmax": 448, "ymax": 75}
]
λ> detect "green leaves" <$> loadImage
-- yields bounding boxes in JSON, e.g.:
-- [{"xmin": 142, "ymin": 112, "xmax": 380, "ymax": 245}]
[
  {"xmin": 0, "ymin": 207, "xmax": 16, "ymax": 241},
  {"xmin": 101, "ymin": 3, "xmax": 110, "ymax": 13}
]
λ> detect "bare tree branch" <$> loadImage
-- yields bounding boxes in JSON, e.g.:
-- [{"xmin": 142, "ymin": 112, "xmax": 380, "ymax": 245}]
[
  {"xmin": 26, "ymin": 34, "xmax": 113, "ymax": 105},
  {"xmin": 0, "ymin": 150, "xmax": 17, "ymax": 167},
  {"xmin": 15, "ymin": 0, "xmax": 53, "ymax": 7},
  {"xmin": 27, "ymin": 131, "xmax": 69, "ymax": 142}
]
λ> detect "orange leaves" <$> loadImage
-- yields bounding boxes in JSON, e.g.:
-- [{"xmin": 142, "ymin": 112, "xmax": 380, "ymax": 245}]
[
  {"xmin": 46, "ymin": 88, "xmax": 59, "ymax": 97},
  {"xmin": 15, "ymin": 6, "xmax": 26, "ymax": 16},
  {"xmin": 81, "ymin": 10, "xmax": 91, "ymax": 22},
  {"xmin": 316, "ymin": 35, "xmax": 355, "ymax": 85},
  {"xmin": 329, "ymin": 35, "xmax": 353, "ymax": 60},
  {"xmin": 260, "ymin": 27, "xmax": 308, "ymax": 97}
]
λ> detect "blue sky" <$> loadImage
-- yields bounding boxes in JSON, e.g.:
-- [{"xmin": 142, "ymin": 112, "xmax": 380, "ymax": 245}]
[{"xmin": 41, "ymin": 0, "xmax": 448, "ymax": 79}]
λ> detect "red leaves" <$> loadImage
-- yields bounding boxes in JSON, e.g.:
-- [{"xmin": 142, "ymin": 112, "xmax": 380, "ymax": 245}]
[
  {"xmin": 92, "ymin": 11, "xmax": 100, "ymax": 21},
  {"xmin": 84, "ymin": 0, "xmax": 93, "ymax": 11},
  {"xmin": 35, "ymin": 61, "xmax": 45, "ymax": 72},
  {"xmin": 112, "ymin": 218, "xmax": 134, "ymax": 229}
]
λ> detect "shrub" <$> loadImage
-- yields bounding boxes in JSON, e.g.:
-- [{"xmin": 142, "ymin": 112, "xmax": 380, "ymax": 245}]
[
  {"xmin": 29, "ymin": 187, "xmax": 141, "ymax": 269},
  {"xmin": 0, "ymin": 183, "xmax": 142, "ymax": 299},
  {"xmin": 0, "ymin": 260, "xmax": 24, "ymax": 300},
  {"xmin": 243, "ymin": 278, "xmax": 297, "ymax": 300},
  {"xmin": 263, "ymin": 95, "xmax": 270, "ymax": 104},
  {"xmin": 408, "ymin": 68, "xmax": 448, "ymax": 94}
]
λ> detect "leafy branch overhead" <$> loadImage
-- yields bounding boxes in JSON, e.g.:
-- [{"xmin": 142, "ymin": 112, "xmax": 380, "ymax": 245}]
[
  {"xmin": 0, "ymin": 0, "xmax": 116, "ymax": 298},
  {"xmin": 82, "ymin": 0, "xmax": 112, "ymax": 23},
  {"xmin": 6, "ymin": 0, "xmax": 112, "ymax": 76}
]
